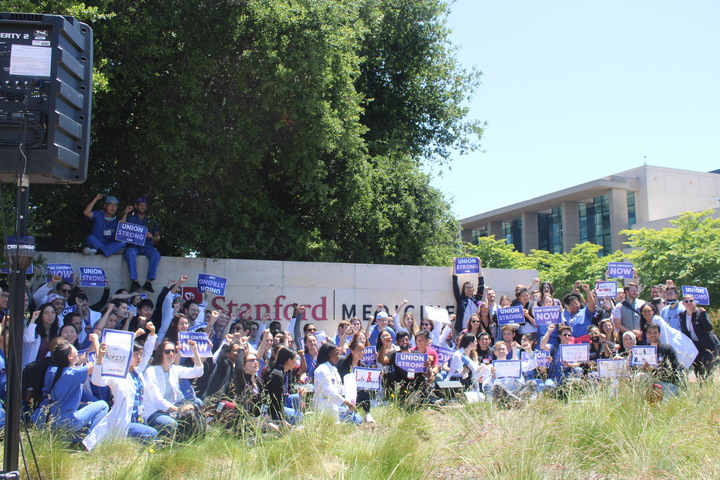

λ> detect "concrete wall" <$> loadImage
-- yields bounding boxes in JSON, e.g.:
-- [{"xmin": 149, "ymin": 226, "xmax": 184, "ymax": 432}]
[{"xmin": 36, "ymin": 252, "xmax": 538, "ymax": 332}]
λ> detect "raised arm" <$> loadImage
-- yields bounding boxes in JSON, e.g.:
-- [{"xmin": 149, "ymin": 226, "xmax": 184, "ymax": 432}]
[{"xmin": 83, "ymin": 193, "xmax": 103, "ymax": 219}]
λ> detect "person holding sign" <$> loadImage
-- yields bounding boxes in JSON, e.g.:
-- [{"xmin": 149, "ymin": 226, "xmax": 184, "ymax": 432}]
[
  {"xmin": 32, "ymin": 335, "xmax": 109, "ymax": 442},
  {"xmin": 261, "ymin": 347, "xmax": 302, "ymax": 426},
  {"xmin": 143, "ymin": 338, "xmax": 204, "ymax": 436},
  {"xmin": 641, "ymin": 323, "xmax": 684, "ymax": 401},
  {"xmin": 679, "ymin": 294, "xmax": 720, "ymax": 377},
  {"xmin": 313, "ymin": 342, "xmax": 361, "ymax": 424},
  {"xmin": 121, "ymin": 197, "xmax": 162, "ymax": 293},
  {"xmin": 540, "ymin": 324, "xmax": 583, "ymax": 383},
  {"xmin": 484, "ymin": 342, "xmax": 537, "ymax": 407},
  {"xmin": 447, "ymin": 333, "xmax": 489, "ymax": 391},
  {"xmin": 562, "ymin": 284, "xmax": 596, "ymax": 340},
  {"xmin": 452, "ymin": 261, "xmax": 485, "ymax": 332},
  {"xmin": 337, "ymin": 338, "xmax": 376, "ymax": 423},
  {"xmin": 83, "ymin": 323, "xmax": 159, "ymax": 451},
  {"xmin": 613, "ymin": 284, "xmax": 645, "ymax": 341},
  {"xmin": 82, "ymin": 194, "xmax": 126, "ymax": 257}
]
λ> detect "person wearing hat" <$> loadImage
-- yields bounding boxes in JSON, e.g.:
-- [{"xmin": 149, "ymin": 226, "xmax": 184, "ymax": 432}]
[
  {"xmin": 367, "ymin": 306, "xmax": 397, "ymax": 347},
  {"xmin": 82, "ymin": 193, "xmax": 126, "ymax": 257},
  {"xmin": 120, "ymin": 197, "xmax": 161, "ymax": 293}
]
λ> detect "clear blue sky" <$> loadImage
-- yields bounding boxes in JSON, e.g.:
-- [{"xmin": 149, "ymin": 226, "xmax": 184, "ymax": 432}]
[{"xmin": 432, "ymin": 0, "xmax": 720, "ymax": 220}]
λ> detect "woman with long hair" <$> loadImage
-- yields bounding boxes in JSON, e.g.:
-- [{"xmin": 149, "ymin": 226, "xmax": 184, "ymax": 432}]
[
  {"xmin": 32, "ymin": 336, "xmax": 108, "ymax": 441},
  {"xmin": 142, "ymin": 338, "xmax": 204, "ymax": 436},
  {"xmin": 313, "ymin": 342, "xmax": 360, "ymax": 424},
  {"xmin": 261, "ymin": 347, "xmax": 302, "ymax": 426},
  {"xmin": 160, "ymin": 313, "xmax": 190, "ymax": 344},
  {"xmin": 337, "ymin": 338, "xmax": 375, "ymax": 422},
  {"xmin": 23, "ymin": 303, "xmax": 60, "ymax": 367}
]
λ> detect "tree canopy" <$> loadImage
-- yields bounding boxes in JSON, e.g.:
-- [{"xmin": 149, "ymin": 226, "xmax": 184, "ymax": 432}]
[{"xmin": 1, "ymin": 0, "xmax": 482, "ymax": 264}]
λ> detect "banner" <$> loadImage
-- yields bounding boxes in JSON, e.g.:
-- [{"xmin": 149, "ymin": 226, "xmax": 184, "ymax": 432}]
[
  {"xmin": 454, "ymin": 257, "xmax": 480, "ymax": 275},
  {"xmin": 46, "ymin": 263, "xmax": 73, "ymax": 281},
  {"xmin": 79, "ymin": 266, "xmax": 106, "ymax": 288},
  {"xmin": 630, "ymin": 345, "xmax": 658, "ymax": 367},
  {"xmin": 115, "ymin": 222, "xmax": 148, "ymax": 246},
  {"xmin": 396, "ymin": 352, "xmax": 427, "ymax": 373},
  {"xmin": 353, "ymin": 367, "xmax": 382, "ymax": 391},
  {"xmin": 423, "ymin": 306, "xmax": 450, "ymax": 324},
  {"xmin": 533, "ymin": 306, "xmax": 561, "ymax": 326},
  {"xmin": 100, "ymin": 329, "xmax": 134, "ymax": 378},
  {"xmin": 493, "ymin": 360, "xmax": 522, "ymax": 379},
  {"xmin": 178, "ymin": 331, "xmax": 213, "ymax": 358},
  {"xmin": 608, "ymin": 262, "xmax": 634, "ymax": 279},
  {"xmin": 559, "ymin": 344, "xmax": 590, "ymax": 363},
  {"xmin": 497, "ymin": 305, "xmax": 523, "ymax": 325},
  {"xmin": 198, "ymin": 274, "xmax": 228, "ymax": 296},
  {"xmin": 595, "ymin": 281, "xmax": 618, "ymax": 298},
  {"xmin": 681, "ymin": 286, "xmax": 709, "ymax": 305},
  {"xmin": 433, "ymin": 345, "xmax": 455, "ymax": 365},
  {"xmin": 363, "ymin": 346, "xmax": 377, "ymax": 366},
  {"xmin": 597, "ymin": 359, "xmax": 629, "ymax": 378}
]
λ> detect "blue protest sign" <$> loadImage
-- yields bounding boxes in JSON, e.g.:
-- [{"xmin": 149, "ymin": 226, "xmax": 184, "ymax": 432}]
[
  {"xmin": 79, "ymin": 266, "xmax": 106, "ymax": 288},
  {"xmin": 178, "ymin": 331, "xmax": 213, "ymax": 358},
  {"xmin": 396, "ymin": 352, "xmax": 427, "ymax": 373},
  {"xmin": 61, "ymin": 305, "xmax": 77, "ymax": 317},
  {"xmin": 363, "ymin": 346, "xmax": 377, "ymax": 366},
  {"xmin": 497, "ymin": 305, "xmax": 524, "ymax": 325},
  {"xmin": 46, "ymin": 263, "xmax": 73, "ymax": 281},
  {"xmin": 534, "ymin": 350, "xmax": 550, "ymax": 368},
  {"xmin": 533, "ymin": 306, "xmax": 561, "ymax": 326},
  {"xmin": 454, "ymin": 257, "xmax": 480, "ymax": 275},
  {"xmin": 608, "ymin": 262, "xmax": 634, "ymax": 279},
  {"xmin": 433, "ymin": 345, "xmax": 455, "ymax": 365},
  {"xmin": 188, "ymin": 322, "xmax": 208, "ymax": 333},
  {"xmin": 681, "ymin": 286, "xmax": 710, "ymax": 305},
  {"xmin": 115, "ymin": 222, "xmax": 147, "ymax": 246},
  {"xmin": 197, "ymin": 274, "xmax": 228, "ymax": 296}
]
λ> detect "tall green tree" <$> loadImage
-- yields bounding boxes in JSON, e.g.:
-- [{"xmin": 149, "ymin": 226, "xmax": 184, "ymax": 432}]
[{"xmin": 3, "ymin": 0, "xmax": 480, "ymax": 264}]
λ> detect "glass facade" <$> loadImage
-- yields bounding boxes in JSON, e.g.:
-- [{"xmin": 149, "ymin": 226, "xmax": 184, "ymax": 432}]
[
  {"xmin": 537, "ymin": 206, "xmax": 563, "ymax": 253},
  {"xmin": 579, "ymin": 194, "xmax": 612, "ymax": 256},
  {"xmin": 627, "ymin": 191, "xmax": 636, "ymax": 227},
  {"xmin": 501, "ymin": 218, "xmax": 523, "ymax": 252}
]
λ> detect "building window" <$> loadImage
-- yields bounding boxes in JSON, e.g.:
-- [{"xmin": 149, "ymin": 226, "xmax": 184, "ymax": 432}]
[
  {"xmin": 471, "ymin": 226, "xmax": 488, "ymax": 243},
  {"xmin": 501, "ymin": 218, "xmax": 523, "ymax": 252},
  {"xmin": 579, "ymin": 194, "xmax": 611, "ymax": 256},
  {"xmin": 538, "ymin": 206, "xmax": 563, "ymax": 253},
  {"xmin": 627, "ymin": 191, "xmax": 636, "ymax": 227}
]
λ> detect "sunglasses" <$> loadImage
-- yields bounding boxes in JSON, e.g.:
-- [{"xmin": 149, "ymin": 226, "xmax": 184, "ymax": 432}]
[
  {"xmin": 683, "ymin": 299, "xmax": 694, "ymax": 303},
  {"xmin": 470, "ymin": 320, "xmax": 480, "ymax": 324},
  {"xmin": 163, "ymin": 349, "xmax": 176, "ymax": 355}
]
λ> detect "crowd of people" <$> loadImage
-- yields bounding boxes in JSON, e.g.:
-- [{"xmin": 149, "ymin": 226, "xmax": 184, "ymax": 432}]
[{"xmin": 0, "ymin": 206, "xmax": 717, "ymax": 451}]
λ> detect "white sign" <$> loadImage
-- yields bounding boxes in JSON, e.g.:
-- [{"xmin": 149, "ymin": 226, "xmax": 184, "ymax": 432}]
[
  {"xmin": 559, "ymin": 344, "xmax": 590, "ymax": 363},
  {"xmin": 353, "ymin": 367, "xmax": 382, "ymax": 391},
  {"xmin": 423, "ymin": 306, "xmax": 450, "ymax": 324},
  {"xmin": 493, "ymin": 360, "xmax": 522, "ymax": 379},
  {"xmin": 595, "ymin": 281, "xmax": 618, "ymax": 298},
  {"xmin": 597, "ymin": 359, "xmax": 629, "ymax": 378},
  {"xmin": 100, "ymin": 329, "xmax": 134, "ymax": 378},
  {"xmin": 630, "ymin": 346, "xmax": 658, "ymax": 367}
]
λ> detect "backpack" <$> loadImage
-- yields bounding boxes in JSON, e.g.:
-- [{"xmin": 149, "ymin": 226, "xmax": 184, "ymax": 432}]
[{"xmin": 22, "ymin": 357, "xmax": 52, "ymax": 410}]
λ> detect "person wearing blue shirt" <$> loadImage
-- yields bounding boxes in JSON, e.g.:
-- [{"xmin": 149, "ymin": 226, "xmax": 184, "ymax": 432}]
[
  {"xmin": 82, "ymin": 194, "xmax": 126, "ymax": 257},
  {"xmin": 367, "ymin": 311, "xmax": 396, "ymax": 348},
  {"xmin": 32, "ymin": 336, "xmax": 109, "ymax": 442},
  {"xmin": 120, "ymin": 197, "xmax": 162, "ymax": 293},
  {"xmin": 562, "ymin": 284, "xmax": 596, "ymax": 339}
]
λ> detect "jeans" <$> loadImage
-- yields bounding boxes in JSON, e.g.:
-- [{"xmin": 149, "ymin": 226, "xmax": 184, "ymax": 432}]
[{"xmin": 127, "ymin": 422, "xmax": 158, "ymax": 443}]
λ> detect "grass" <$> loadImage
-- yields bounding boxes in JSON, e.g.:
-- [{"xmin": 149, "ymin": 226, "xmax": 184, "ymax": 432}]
[{"xmin": 6, "ymin": 377, "xmax": 720, "ymax": 479}]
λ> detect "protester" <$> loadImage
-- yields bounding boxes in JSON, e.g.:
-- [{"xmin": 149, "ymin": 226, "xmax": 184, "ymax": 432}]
[
  {"xmin": 679, "ymin": 294, "xmax": 720, "ymax": 377},
  {"xmin": 121, "ymin": 197, "xmax": 162, "ymax": 293},
  {"xmin": 82, "ymin": 194, "xmax": 125, "ymax": 257},
  {"xmin": 313, "ymin": 342, "xmax": 360, "ymax": 424}
]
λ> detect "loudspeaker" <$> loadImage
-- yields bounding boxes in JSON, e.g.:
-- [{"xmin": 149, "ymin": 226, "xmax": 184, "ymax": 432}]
[{"xmin": 0, "ymin": 12, "xmax": 92, "ymax": 184}]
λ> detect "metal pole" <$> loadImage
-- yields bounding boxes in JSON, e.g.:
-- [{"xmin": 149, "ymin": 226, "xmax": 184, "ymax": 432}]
[{"xmin": 3, "ymin": 178, "xmax": 30, "ymax": 474}]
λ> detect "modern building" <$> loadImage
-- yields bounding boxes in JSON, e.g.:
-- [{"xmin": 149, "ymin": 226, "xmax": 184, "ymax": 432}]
[{"xmin": 460, "ymin": 165, "xmax": 720, "ymax": 255}]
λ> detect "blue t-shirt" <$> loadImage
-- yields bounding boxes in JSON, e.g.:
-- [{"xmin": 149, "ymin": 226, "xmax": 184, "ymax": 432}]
[
  {"xmin": 563, "ymin": 307, "xmax": 594, "ymax": 338},
  {"xmin": 88, "ymin": 211, "xmax": 119, "ymax": 241},
  {"xmin": 43, "ymin": 365, "xmax": 89, "ymax": 418}
]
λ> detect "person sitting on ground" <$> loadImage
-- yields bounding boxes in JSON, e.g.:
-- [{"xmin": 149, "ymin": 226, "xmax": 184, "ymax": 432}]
[
  {"xmin": 641, "ymin": 322, "xmax": 685, "ymax": 402},
  {"xmin": 143, "ymin": 338, "xmax": 204, "ymax": 436},
  {"xmin": 82, "ymin": 193, "xmax": 126, "ymax": 257},
  {"xmin": 313, "ymin": 342, "xmax": 360, "ymax": 424}
]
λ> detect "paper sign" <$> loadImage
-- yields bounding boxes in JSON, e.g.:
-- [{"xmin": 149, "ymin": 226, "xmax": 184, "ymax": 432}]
[
  {"xmin": 100, "ymin": 329, "xmax": 134, "ymax": 378},
  {"xmin": 433, "ymin": 345, "xmax": 455, "ymax": 365},
  {"xmin": 630, "ymin": 345, "xmax": 658, "ymax": 367},
  {"xmin": 343, "ymin": 373, "xmax": 356, "ymax": 403},
  {"xmin": 178, "ymin": 331, "xmax": 213, "ymax": 358},
  {"xmin": 559, "ymin": 344, "xmax": 590, "ymax": 363},
  {"xmin": 115, "ymin": 222, "xmax": 148, "ymax": 246},
  {"xmin": 197, "ymin": 274, "xmax": 228, "ymax": 296},
  {"xmin": 80, "ymin": 267, "xmax": 106, "ymax": 288},
  {"xmin": 313, "ymin": 330, "xmax": 328, "ymax": 345},
  {"xmin": 497, "ymin": 305, "xmax": 524, "ymax": 325},
  {"xmin": 454, "ymin": 257, "xmax": 480, "ymax": 274},
  {"xmin": 363, "ymin": 346, "xmax": 377, "ymax": 366},
  {"xmin": 595, "ymin": 281, "xmax": 618, "ymax": 298},
  {"xmin": 681, "ymin": 286, "xmax": 710, "ymax": 305},
  {"xmin": 608, "ymin": 262, "xmax": 634, "ymax": 279},
  {"xmin": 520, "ymin": 351, "xmax": 537, "ymax": 373},
  {"xmin": 423, "ymin": 306, "xmax": 450, "ymax": 324},
  {"xmin": 46, "ymin": 263, "xmax": 74, "ymax": 281},
  {"xmin": 493, "ymin": 360, "xmax": 522, "ymax": 379},
  {"xmin": 533, "ymin": 306, "xmax": 561, "ymax": 326},
  {"xmin": 354, "ymin": 367, "xmax": 382, "ymax": 391},
  {"xmin": 396, "ymin": 352, "xmax": 427, "ymax": 373},
  {"xmin": 597, "ymin": 359, "xmax": 629, "ymax": 378}
]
